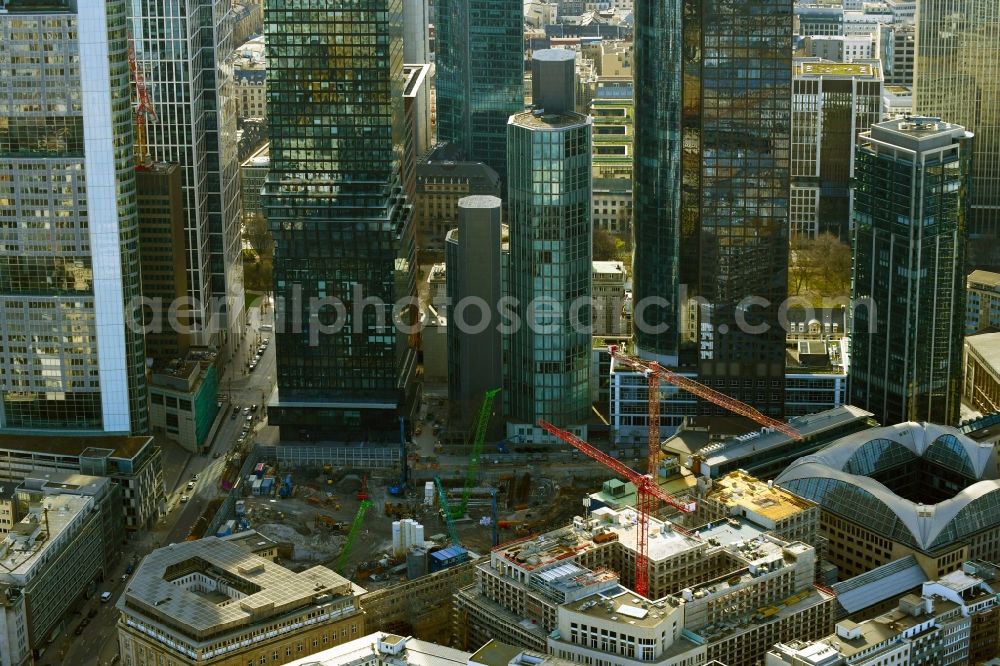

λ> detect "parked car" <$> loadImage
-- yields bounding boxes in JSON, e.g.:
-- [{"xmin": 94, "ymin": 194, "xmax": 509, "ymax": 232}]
[
  {"xmin": 121, "ymin": 573, "xmax": 128, "ymax": 582},
  {"xmin": 251, "ymin": 404, "xmax": 258, "ymax": 412},
  {"xmin": 242, "ymin": 406, "xmax": 251, "ymax": 414},
  {"xmin": 245, "ymin": 415, "xmax": 253, "ymax": 422},
  {"xmin": 180, "ymin": 495, "xmax": 189, "ymax": 503},
  {"xmin": 100, "ymin": 592, "xmax": 112, "ymax": 602}
]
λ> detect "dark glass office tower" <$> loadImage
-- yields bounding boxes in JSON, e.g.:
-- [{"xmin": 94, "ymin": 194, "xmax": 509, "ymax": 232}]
[
  {"xmin": 436, "ymin": 0, "xmax": 524, "ymax": 182},
  {"xmin": 850, "ymin": 117, "xmax": 971, "ymax": 426},
  {"xmin": 632, "ymin": 0, "xmax": 793, "ymax": 416},
  {"xmin": 914, "ymin": 0, "xmax": 1000, "ymax": 254},
  {"xmin": 263, "ymin": 0, "xmax": 417, "ymax": 442}
]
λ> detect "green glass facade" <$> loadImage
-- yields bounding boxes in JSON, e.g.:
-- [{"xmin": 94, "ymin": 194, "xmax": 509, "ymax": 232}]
[
  {"xmin": 436, "ymin": 0, "xmax": 524, "ymax": 182},
  {"xmin": 633, "ymin": 0, "xmax": 792, "ymax": 417},
  {"xmin": 850, "ymin": 118, "xmax": 972, "ymax": 426},
  {"xmin": 263, "ymin": 0, "xmax": 417, "ymax": 441},
  {"xmin": 504, "ymin": 111, "xmax": 592, "ymax": 428}
]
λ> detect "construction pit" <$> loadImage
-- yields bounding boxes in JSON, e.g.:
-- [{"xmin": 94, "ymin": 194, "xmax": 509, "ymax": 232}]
[{"xmin": 235, "ymin": 465, "xmax": 596, "ymax": 589}]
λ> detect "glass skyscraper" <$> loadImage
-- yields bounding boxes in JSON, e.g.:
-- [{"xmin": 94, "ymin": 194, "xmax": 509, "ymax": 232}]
[
  {"xmin": 0, "ymin": 0, "xmax": 148, "ymax": 433},
  {"xmin": 130, "ymin": 0, "xmax": 245, "ymax": 352},
  {"xmin": 436, "ymin": 0, "xmax": 524, "ymax": 182},
  {"xmin": 504, "ymin": 109, "xmax": 593, "ymax": 437},
  {"xmin": 914, "ymin": 0, "xmax": 1000, "ymax": 251},
  {"xmin": 263, "ymin": 0, "xmax": 417, "ymax": 442},
  {"xmin": 632, "ymin": 0, "xmax": 792, "ymax": 416},
  {"xmin": 850, "ymin": 117, "xmax": 972, "ymax": 426}
]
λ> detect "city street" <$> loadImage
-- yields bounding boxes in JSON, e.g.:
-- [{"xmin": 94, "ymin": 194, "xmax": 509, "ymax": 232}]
[{"xmin": 47, "ymin": 301, "xmax": 278, "ymax": 666}]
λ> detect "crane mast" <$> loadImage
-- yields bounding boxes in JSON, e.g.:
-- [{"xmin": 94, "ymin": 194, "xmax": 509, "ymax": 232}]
[
  {"xmin": 456, "ymin": 388, "xmax": 501, "ymax": 518},
  {"xmin": 537, "ymin": 419, "xmax": 694, "ymax": 598},
  {"xmin": 126, "ymin": 39, "xmax": 158, "ymax": 169}
]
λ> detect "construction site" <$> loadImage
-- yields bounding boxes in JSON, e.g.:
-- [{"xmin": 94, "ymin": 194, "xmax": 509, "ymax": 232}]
[
  {"xmin": 194, "ymin": 348, "xmax": 811, "ymax": 605},
  {"xmin": 202, "ymin": 388, "xmax": 608, "ymax": 591}
]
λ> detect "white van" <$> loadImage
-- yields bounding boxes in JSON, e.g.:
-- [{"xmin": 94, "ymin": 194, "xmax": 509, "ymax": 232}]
[{"xmin": 100, "ymin": 591, "xmax": 112, "ymax": 602}]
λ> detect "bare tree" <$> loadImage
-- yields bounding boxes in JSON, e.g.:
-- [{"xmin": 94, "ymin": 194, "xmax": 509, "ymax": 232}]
[{"xmin": 244, "ymin": 213, "xmax": 274, "ymax": 260}]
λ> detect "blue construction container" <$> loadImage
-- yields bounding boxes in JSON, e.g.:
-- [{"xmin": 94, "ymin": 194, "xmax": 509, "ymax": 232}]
[{"xmin": 429, "ymin": 545, "xmax": 469, "ymax": 572}]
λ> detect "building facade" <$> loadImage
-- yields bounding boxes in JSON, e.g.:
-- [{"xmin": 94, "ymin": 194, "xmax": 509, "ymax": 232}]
[
  {"xmin": 446, "ymin": 197, "xmax": 505, "ymax": 411},
  {"xmin": 589, "ymin": 82, "xmax": 633, "ymax": 184},
  {"xmin": 632, "ymin": 0, "xmax": 792, "ymax": 420},
  {"xmin": 914, "ymin": 0, "xmax": 1000, "ymax": 248},
  {"xmin": 117, "ymin": 538, "xmax": 365, "ymax": 665},
  {"xmin": 137, "ymin": 163, "xmax": 190, "ymax": 361},
  {"xmin": 435, "ymin": 0, "xmax": 524, "ymax": 182},
  {"xmin": 239, "ymin": 143, "xmax": 269, "ymax": 225},
  {"xmin": 504, "ymin": 106, "xmax": 592, "ymax": 439},
  {"xmin": 966, "ymin": 270, "xmax": 1000, "ymax": 334},
  {"xmin": 791, "ymin": 59, "xmax": 883, "ymax": 239},
  {"xmin": 964, "ymin": 333, "xmax": 1000, "ymax": 416},
  {"xmin": 455, "ymin": 506, "xmax": 833, "ymax": 666},
  {"xmin": 233, "ymin": 35, "xmax": 266, "ymax": 120},
  {"xmin": 415, "ymin": 160, "xmax": 501, "ymax": 248},
  {"xmin": 0, "ymin": 481, "xmax": 122, "ymax": 666},
  {"xmin": 263, "ymin": 0, "xmax": 417, "ymax": 442},
  {"xmin": 149, "ymin": 352, "xmax": 221, "ymax": 452},
  {"xmin": 885, "ymin": 23, "xmax": 915, "ymax": 86},
  {"xmin": 131, "ymin": 0, "xmax": 246, "ymax": 352},
  {"xmin": 0, "ymin": 0, "xmax": 149, "ymax": 434},
  {"xmin": 849, "ymin": 117, "xmax": 971, "ymax": 426},
  {"xmin": 769, "ymin": 563, "xmax": 1000, "ymax": 666}
]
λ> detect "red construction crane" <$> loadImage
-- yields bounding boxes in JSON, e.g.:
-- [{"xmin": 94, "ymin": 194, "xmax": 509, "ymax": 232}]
[
  {"xmin": 127, "ymin": 40, "xmax": 158, "ymax": 169},
  {"xmin": 537, "ymin": 419, "xmax": 695, "ymax": 598},
  {"xmin": 609, "ymin": 346, "xmax": 804, "ymax": 448}
]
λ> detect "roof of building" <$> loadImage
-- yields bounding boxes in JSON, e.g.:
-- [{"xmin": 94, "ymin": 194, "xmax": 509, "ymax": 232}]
[
  {"xmin": 969, "ymin": 269, "xmax": 1000, "ymax": 288},
  {"xmin": 0, "ymin": 433, "xmax": 154, "ymax": 460},
  {"xmin": 591, "ymin": 177, "xmax": 632, "ymax": 193},
  {"xmin": 794, "ymin": 58, "xmax": 880, "ymax": 78},
  {"xmin": 240, "ymin": 142, "xmax": 269, "ymax": 169},
  {"xmin": 120, "ymin": 537, "xmax": 360, "ymax": 640},
  {"xmin": 592, "ymin": 261, "xmax": 625, "ymax": 276},
  {"xmin": 831, "ymin": 555, "xmax": 928, "ymax": 615},
  {"xmin": 510, "ymin": 110, "xmax": 590, "ymax": 130},
  {"xmin": 495, "ymin": 507, "xmax": 705, "ymax": 573},
  {"xmin": 966, "ymin": 332, "xmax": 1000, "ymax": 368},
  {"xmin": 283, "ymin": 632, "xmax": 470, "ymax": 666},
  {"xmin": 0, "ymin": 495, "xmax": 93, "ymax": 578},
  {"xmin": 470, "ymin": 639, "xmax": 576, "ymax": 665},
  {"xmin": 692, "ymin": 405, "xmax": 875, "ymax": 468},
  {"xmin": 705, "ymin": 470, "xmax": 816, "ymax": 523},
  {"xmin": 696, "ymin": 586, "xmax": 835, "ymax": 645},
  {"xmin": 824, "ymin": 598, "xmax": 961, "ymax": 658},
  {"xmin": 777, "ymin": 422, "xmax": 1000, "ymax": 551},
  {"xmin": 416, "ymin": 160, "xmax": 501, "ymax": 191}
]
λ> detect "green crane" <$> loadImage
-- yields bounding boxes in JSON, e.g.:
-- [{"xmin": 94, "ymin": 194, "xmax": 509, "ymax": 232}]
[
  {"xmin": 334, "ymin": 499, "xmax": 372, "ymax": 574},
  {"xmin": 455, "ymin": 388, "xmax": 501, "ymax": 519},
  {"xmin": 433, "ymin": 476, "xmax": 461, "ymax": 547}
]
